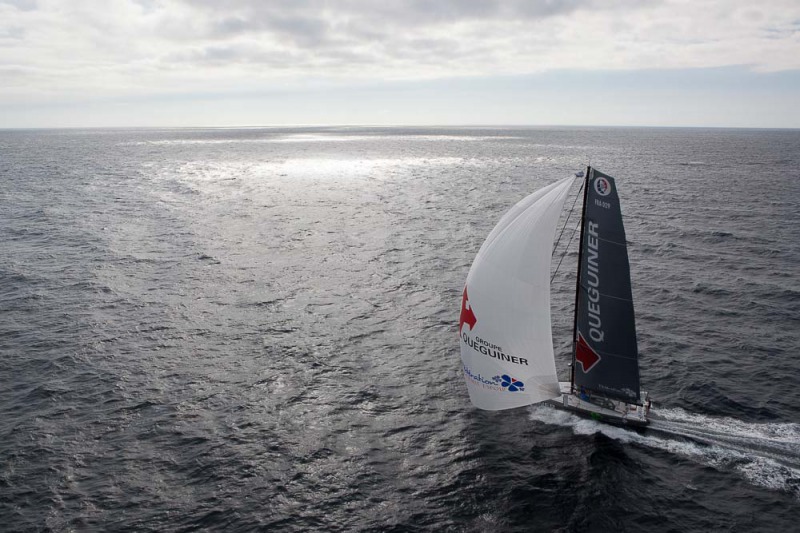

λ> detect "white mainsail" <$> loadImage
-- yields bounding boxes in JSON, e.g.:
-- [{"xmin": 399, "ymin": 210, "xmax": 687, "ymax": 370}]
[{"xmin": 459, "ymin": 177, "xmax": 574, "ymax": 410}]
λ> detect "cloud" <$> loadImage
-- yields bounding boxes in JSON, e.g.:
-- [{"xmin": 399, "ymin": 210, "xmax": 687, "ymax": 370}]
[
  {"xmin": 0, "ymin": 0, "xmax": 798, "ymax": 104},
  {"xmin": 0, "ymin": 0, "xmax": 38, "ymax": 11}
]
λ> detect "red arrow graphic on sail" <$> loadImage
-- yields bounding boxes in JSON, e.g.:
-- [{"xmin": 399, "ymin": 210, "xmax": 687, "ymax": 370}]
[
  {"xmin": 575, "ymin": 333, "xmax": 601, "ymax": 373},
  {"xmin": 459, "ymin": 287, "xmax": 477, "ymax": 333}
]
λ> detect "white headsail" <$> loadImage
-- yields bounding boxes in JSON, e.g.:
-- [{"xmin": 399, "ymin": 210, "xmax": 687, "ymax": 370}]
[{"xmin": 459, "ymin": 177, "xmax": 574, "ymax": 410}]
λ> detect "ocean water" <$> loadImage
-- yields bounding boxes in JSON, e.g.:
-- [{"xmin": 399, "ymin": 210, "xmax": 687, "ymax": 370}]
[{"xmin": 1, "ymin": 126, "xmax": 798, "ymax": 532}]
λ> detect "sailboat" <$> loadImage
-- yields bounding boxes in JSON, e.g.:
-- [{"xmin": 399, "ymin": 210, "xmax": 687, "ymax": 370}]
[{"xmin": 459, "ymin": 167, "xmax": 651, "ymax": 427}]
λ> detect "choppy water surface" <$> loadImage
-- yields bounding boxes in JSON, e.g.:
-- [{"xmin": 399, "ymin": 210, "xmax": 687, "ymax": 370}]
[{"xmin": 1, "ymin": 126, "xmax": 799, "ymax": 531}]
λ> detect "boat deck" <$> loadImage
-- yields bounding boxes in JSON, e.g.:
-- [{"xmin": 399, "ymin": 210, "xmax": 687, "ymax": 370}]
[{"xmin": 547, "ymin": 382, "xmax": 650, "ymax": 427}]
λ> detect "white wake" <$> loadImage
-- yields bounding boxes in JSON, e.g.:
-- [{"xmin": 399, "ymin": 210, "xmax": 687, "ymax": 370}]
[{"xmin": 529, "ymin": 405, "xmax": 800, "ymax": 498}]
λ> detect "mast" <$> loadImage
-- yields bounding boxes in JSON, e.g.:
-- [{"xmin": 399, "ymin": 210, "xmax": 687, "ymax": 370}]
[{"xmin": 569, "ymin": 166, "xmax": 591, "ymax": 392}]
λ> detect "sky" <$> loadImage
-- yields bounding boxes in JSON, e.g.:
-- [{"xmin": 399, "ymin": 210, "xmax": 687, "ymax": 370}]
[{"xmin": 1, "ymin": 0, "xmax": 799, "ymax": 128}]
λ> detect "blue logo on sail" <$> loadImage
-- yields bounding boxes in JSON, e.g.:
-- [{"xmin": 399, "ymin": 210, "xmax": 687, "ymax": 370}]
[
  {"xmin": 495, "ymin": 374, "xmax": 525, "ymax": 392},
  {"xmin": 463, "ymin": 366, "xmax": 525, "ymax": 393}
]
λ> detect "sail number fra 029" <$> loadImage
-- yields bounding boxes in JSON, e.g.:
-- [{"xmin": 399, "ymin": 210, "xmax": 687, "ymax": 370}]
[{"xmin": 593, "ymin": 198, "xmax": 611, "ymax": 209}]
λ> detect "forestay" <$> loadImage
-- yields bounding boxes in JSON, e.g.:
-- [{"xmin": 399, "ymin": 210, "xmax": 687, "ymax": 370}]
[{"xmin": 460, "ymin": 177, "xmax": 573, "ymax": 410}]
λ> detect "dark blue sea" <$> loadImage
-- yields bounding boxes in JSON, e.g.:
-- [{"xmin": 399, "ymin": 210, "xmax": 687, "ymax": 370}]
[{"xmin": 1, "ymin": 126, "xmax": 798, "ymax": 532}]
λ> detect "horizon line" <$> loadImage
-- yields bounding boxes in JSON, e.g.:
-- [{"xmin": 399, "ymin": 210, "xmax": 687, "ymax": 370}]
[{"xmin": 2, "ymin": 123, "xmax": 799, "ymax": 131}]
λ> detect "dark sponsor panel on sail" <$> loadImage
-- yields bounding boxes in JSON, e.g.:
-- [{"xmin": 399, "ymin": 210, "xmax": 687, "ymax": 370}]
[{"xmin": 573, "ymin": 169, "xmax": 641, "ymax": 403}]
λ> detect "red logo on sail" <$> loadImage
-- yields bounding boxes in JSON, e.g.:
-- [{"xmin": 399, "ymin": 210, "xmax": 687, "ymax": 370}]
[
  {"xmin": 459, "ymin": 287, "xmax": 477, "ymax": 333},
  {"xmin": 594, "ymin": 177, "xmax": 611, "ymax": 196},
  {"xmin": 575, "ymin": 333, "xmax": 601, "ymax": 372}
]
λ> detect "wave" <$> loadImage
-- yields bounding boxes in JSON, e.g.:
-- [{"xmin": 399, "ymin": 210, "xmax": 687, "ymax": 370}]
[{"xmin": 529, "ymin": 405, "xmax": 800, "ymax": 499}]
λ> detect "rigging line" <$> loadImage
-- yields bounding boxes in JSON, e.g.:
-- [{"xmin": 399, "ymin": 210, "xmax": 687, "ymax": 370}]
[
  {"xmin": 549, "ymin": 179, "xmax": 585, "ymax": 282},
  {"xmin": 552, "ymin": 179, "xmax": 584, "ymax": 256},
  {"xmin": 551, "ymin": 208, "xmax": 583, "ymax": 283}
]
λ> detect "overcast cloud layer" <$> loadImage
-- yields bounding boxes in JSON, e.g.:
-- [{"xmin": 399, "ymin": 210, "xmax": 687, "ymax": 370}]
[{"xmin": 1, "ymin": 0, "xmax": 799, "ymax": 126}]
